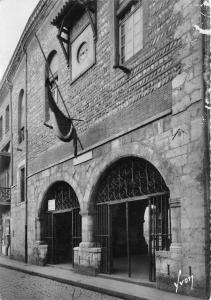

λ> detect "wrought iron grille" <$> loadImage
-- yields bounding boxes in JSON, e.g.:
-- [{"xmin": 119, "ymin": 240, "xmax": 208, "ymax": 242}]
[
  {"xmin": 46, "ymin": 182, "xmax": 79, "ymax": 211},
  {"xmin": 94, "ymin": 157, "xmax": 171, "ymax": 280},
  {"xmin": 43, "ymin": 182, "xmax": 81, "ymax": 265},
  {"xmin": 95, "ymin": 157, "xmax": 169, "ymax": 203},
  {"xmin": 149, "ymin": 194, "xmax": 171, "ymax": 281},
  {"xmin": 0, "ymin": 187, "xmax": 11, "ymax": 204}
]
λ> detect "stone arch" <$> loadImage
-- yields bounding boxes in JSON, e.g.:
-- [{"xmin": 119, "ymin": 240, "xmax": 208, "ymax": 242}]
[
  {"xmin": 36, "ymin": 171, "xmax": 83, "ymax": 219},
  {"xmin": 86, "ymin": 152, "xmax": 170, "ymax": 278},
  {"xmin": 38, "ymin": 180, "xmax": 79, "ymax": 218},
  {"xmin": 83, "ymin": 141, "xmax": 173, "ymax": 214},
  {"xmin": 36, "ymin": 179, "xmax": 82, "ymax": 264}
]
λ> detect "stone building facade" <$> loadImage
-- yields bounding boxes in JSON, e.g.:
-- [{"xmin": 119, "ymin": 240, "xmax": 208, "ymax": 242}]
[{"xmin": 0, "ymin": 0, "xmax": 209, "ymax": 298}]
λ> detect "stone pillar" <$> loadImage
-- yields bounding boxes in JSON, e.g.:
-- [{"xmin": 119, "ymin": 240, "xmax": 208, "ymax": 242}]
[
  {"xmin": 79, "ymin": 212, "xmax": 95, "ymax": 248},
  {"xmin": 156, "ymin": 198, "xmax": 182, "ymax": 291},
  {"xmin": 32, "ymin": 216, "xmax": 48, "ymax": 266},
  {"xmin": 35, "ymin": 216, "xmax": 44, "ymax": 242},
  {"xmin": 169, "ymin": 198, "xmax": 181, "ymax": 247},
  {"xmin": 74, "ymin": 210, "xmax": 101, "ymax": 275}
]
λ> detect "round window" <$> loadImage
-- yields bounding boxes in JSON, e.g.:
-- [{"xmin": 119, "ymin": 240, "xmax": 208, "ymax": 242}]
[{"xmin": 77, "ymin": 41, "xmax": 89, "ymax": 63}]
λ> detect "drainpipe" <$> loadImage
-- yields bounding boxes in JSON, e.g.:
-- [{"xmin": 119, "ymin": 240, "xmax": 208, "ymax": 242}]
[
  {"xmin": 6, "ymin": 78, "xmax": 13, "ymax": 256},
  {"xmin": 23, "ymin": 45, "xmax": 28, "ymax": 264},
  {"xmin": 6, "ymin": 79, "xmax": 13, "ymax": 187},
  {"xmin": 200, "ymin": 1, "xmax": 210, "ymax": 297}
]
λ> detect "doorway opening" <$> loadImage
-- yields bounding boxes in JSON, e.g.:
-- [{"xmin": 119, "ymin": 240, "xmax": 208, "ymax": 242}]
[
  {"xmin": 112, "ymin": 200, "xmax": 149, "ymax": 281},
  {"xmin": 54, "ymin": 211, "xmax": 72, "ymax": 263},
  {"xmin": 94, "ymin": 157, "xmax": 171, "ymax": 282},
  {"xmin": 41, "ymin": 181, "xmax": 81, "ymax": 266}
]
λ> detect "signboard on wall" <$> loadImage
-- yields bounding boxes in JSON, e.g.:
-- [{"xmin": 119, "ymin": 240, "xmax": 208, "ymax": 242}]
[{"xmin": 48, "ymin": 199, "xmax": 55, "ymax": 211}]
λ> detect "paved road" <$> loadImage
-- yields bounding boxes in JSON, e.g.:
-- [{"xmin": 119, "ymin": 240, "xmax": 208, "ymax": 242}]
[{"xmin": 0, "ymin": 267, "xmax": 122, "ymax": 300}]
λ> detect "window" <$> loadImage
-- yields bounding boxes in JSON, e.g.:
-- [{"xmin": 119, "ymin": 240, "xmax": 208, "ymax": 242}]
[
  {"xmin": 71, "ymin": 24, "xmax": 96, "ymax": 81},
  {"xmin": 5, "ymin": 105, "xmax": 9, "ymax": 133},
  {"xmin": 0, "ymin": 116, "xmax": 3, "ymax": 141},
  {"xmin": 0, "ymin": 170, "xmax": 9, "ymax": 188},
  {"xmin": 119, "ymin": 2, "xmax": 143, "ymax": 64},
  {"xmin": 45, "ymin": 51, "xmax": 58, "ymax": 122},
  {"xmin": 18, "ymin": 90, "xmax": 25, "ymax": 143},
  {"xmin": 20, "ymin": 167, "xmax": 25, "ymax": 202}
]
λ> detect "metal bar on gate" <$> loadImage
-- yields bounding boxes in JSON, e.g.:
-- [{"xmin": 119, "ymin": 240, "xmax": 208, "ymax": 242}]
[
  {"xmin": 148, "ymin": 198, "xmax": 152, "ymax": 281},
  {"xmin": 126, "ymin": 202, "xmax": 131, "ymax": 277},
  {"xmin": 72, "ymin": 210, "xmax": 74, "ymax": 267},
  {"xmin": 164, "ymin": 195, "xmax": 166, "ymax": 250},
  {"xmin": 51, "ymin": 213, "xmax": 54, "ymax": 264},
  {"xmin": 153, "ymin": 197, "xmax": 156, "ymax": 281},
  {"xmin": 96, "ymin": 192, "xmax": 168, "ymax": 206},
  {"xmin": 106, "ymin": 205, "xmax": 108, "ymax": 273},
  {"xmin": 100, "ymin": 205, "xmax": 103, "ymax": 271},
  {"xmin": 169, "ymin": 196, "xmax": 171, "ymax": 246},
  {"xmin": 161, "ymin": 195, "xmax": 163, "ymax": 250},
  {"xmin": 108, "ymin": 205, "xmax": 111, "ymax": 273}
]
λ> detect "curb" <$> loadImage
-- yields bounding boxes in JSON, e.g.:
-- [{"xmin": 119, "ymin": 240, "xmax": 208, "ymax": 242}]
[{"xmin": 0, "ymin": 263, "xmax": 148, "ymax": 300}]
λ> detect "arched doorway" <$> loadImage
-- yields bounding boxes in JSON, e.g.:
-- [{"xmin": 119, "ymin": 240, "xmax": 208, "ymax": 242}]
[
  {"xmin": 40, "ymin": 181, "xmax": 81, "ymax": 265},
  {"xmin": 94, "ymin": 157, "xmax": 171, "ymax": 281}
]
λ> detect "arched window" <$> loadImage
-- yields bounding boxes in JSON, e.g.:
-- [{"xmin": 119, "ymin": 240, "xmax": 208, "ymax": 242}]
[
  {"xmin": 18, "ymin": 89, "xmax": 25, "ymax": 143},
  {"xmin": 45, "ymin": 51, "xmax": 58, "ymax": 122}
]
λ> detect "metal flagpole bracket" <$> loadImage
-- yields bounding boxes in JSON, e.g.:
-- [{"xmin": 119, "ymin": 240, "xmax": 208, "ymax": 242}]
[{"xmin": 43, "ymin": 122, "xmax": 53, "ymax": 129}]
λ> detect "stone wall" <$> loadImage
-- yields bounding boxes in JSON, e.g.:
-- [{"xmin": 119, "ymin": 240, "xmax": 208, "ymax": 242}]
[{"xmin": 1, "ymin": 0, "xmax": 208, "ymax": 298}]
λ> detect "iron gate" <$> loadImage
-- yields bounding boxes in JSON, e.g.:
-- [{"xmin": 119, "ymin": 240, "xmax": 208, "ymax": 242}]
[
  {"xmin": 149, "ymin": 194, "xmax": 171, "ymax": 281},
  {"xmin": 94, "ymin": 157, "xmax": 171, "ymax": 281},
  {"xmin": 95, "ymin": 204, "xmax": 112, "ymax": 273},
  {"xmin": 72, "ymin": 207, "xmax": 82, "ymax": 267},
  {"xmin": 43, "ymin": 182, "xmax": 81, "ymax": 265}
]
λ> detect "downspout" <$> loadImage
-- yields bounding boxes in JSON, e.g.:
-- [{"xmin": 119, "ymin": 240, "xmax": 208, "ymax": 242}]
[
  {"xmin": 200, "ymin": 0, "xmax": 210, "ymax": 297},
  {"xmin": 7, "ymin": 80, "xmax": 13, "ymax": 187},
  {"xmin": 6, "ymin": 78, "xmax": 13, "ymax": 256},
  {"xmin": 23, "ymin": 45, "xmax": 28, "ymax": 264}
]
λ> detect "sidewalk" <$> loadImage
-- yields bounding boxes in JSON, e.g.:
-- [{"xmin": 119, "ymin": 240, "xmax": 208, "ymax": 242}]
[{"xmin": 0, "ymin": 256, "xmax": 204, "ymax": 300}]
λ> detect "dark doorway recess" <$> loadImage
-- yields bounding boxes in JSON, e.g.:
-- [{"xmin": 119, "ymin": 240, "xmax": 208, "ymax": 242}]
[
  {"xmin": 94, "ymin": 157, "xmax": 171, "ymax": 282},
  {"xmin": 42, "ymin": 181, "xmax": 81, "ymax": 265}
]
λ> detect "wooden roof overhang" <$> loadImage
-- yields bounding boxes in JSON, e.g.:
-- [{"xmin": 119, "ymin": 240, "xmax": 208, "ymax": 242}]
[{"xmin": 51, "ymin": 0, "xmax": 96, "ymax": 65}]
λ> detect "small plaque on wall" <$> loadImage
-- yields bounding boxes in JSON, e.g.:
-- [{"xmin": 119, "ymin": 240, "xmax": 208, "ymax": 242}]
[
  {"xmin": 71, "ymin": 24, "xmax": 95, "ymax": 81},
  {"xmin": 48, "ymin": 199, "xmax": 55, "ymax": 211}
]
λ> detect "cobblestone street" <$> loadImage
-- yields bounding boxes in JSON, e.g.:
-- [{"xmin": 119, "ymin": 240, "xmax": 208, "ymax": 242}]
[{"xmin": 0, "ymin": 267, "xmax": 121, "ymax": 300}]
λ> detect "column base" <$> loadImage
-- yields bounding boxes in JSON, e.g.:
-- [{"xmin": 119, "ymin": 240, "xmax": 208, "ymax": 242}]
[
  {"xmin": 156, "ymin": 244, "xmax": 182, "ymax": 294},
  {"xmin": 74, "ymin": 246, "xmax": 101, "ymax": 276},
  {"xmin": 30, "ymin": 241, "xmax": 48, "ymax": 266}
]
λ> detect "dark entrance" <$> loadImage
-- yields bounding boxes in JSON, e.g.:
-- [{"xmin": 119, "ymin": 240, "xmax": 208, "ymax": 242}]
[
  {"xmin": 54, "ymin": 212, "xmax": 72, "ymax": 263},
  {"xmin": 95, "ymin": 157, "xmax": 171, "ymax": 281},
  {"xmin": 111, "ymin": 200, "xmax": 149, "ymax": 280},
  {"xmin": 42, "ymin": 181, "xmax": 81, "ymax": 265}
]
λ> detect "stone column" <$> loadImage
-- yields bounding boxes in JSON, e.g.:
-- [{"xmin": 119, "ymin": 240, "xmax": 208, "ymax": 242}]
[
  {"xmin": 79, "ymin": 211, "xmax": 95, "ymax": 248},
  {"xmin": 35, "ymin": 216, "xmax": 44, "ymax": 242},
  {"xmin": 74, "ymin": 209, "xmax": 101, "ymax": 274},
  {"xmin": 33, "ymin": 216, "xmax": 48, "ymax": 266}
]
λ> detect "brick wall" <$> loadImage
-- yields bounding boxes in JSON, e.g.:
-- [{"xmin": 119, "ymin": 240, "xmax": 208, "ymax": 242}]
[
  {"xmin": 0, "ymin": 0, "xmax": 208, "ymax": 297},
  {"xmin": 15, "ymin": 0, "xmax": 182, "ymax": 175}
]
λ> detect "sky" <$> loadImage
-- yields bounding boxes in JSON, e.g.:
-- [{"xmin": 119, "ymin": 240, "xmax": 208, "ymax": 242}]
[{"xmin": 0, "ymin": 0, "xmax": 40, "ymax": 81}]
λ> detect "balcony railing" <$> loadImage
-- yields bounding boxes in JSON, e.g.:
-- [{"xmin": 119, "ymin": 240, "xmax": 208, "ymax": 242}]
[{"xmin": 0, "ymin": 187, "xmax": 11, "ymax": 205}]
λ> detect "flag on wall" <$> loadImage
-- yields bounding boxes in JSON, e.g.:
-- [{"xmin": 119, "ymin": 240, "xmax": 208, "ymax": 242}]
[{"xmin": 46, "ymin": 83, "xmax": 78, "ymax": 157}]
